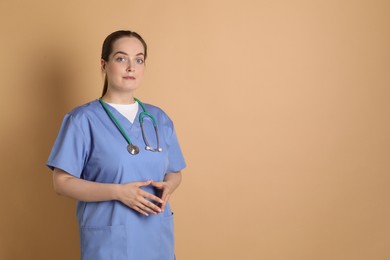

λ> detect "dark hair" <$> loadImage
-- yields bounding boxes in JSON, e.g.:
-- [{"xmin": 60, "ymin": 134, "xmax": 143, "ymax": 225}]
[{"xmin": 101, "ymin": 30, "xmax": 148, "ymax": 96}]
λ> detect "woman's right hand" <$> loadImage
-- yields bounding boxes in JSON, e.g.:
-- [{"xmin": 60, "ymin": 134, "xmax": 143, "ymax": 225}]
[
  {"xmin": 116, "ymin": 180, "xmax": 164, "ymax": 216},
  {"xmin": 53, "ymin": 169, "xmax": 163, "ymax": 216}
]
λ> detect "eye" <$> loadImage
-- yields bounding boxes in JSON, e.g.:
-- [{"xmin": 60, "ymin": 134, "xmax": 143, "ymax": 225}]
[
  {"xmin": 136, "ymin": 58, "xmax": 144, "ymax": 64},
  {"xmin": 115, "ymin": 56, "xmax": 127, "ymax": 62}
]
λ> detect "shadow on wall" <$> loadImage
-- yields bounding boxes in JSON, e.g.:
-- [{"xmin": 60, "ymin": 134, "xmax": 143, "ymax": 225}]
[{"xmin": 1, "ymin": 43, "xmax": 80, "ymax": 259}]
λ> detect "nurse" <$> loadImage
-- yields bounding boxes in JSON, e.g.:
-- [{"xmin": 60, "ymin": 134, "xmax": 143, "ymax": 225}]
[{"xmin": 47, "ymin": 30, "xmax": 186, "ymax": 260}]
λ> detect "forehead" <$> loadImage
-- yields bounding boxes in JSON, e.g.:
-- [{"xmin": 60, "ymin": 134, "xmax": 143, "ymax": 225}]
[{"xmin": 111, "ymin": 37, "xmax": 145, "ymax": 55}]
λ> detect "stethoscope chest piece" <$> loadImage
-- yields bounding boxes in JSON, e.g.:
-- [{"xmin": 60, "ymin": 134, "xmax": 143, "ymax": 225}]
[{"xmin": 127, "ymin": 144, "xmax": 140, "ymax": 155}]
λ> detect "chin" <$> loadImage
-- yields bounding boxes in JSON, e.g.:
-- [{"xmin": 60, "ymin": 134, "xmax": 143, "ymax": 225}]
[{"xmin": 123, "ymin": 86, "xmax": 140, "ymax": 92}]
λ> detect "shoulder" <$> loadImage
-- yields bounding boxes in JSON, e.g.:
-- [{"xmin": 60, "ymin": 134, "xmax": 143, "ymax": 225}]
[
  {"xmin": 142, "ymin": 102, "xmax": 165, "ymax": 115},
  {"xmin": 140, "ymin": 102, "xmax": 178, "ymax": 137},
  {"xmin": 142, "ymin": 102, "xmax": 173, "ymax": 124},
  {"xmin": 60, "ymin": 99, "xmax": 102, "ymax": 131},
  {"xmin": 66, "ymin": 99, "xmax": 101, "ymax": 121}
]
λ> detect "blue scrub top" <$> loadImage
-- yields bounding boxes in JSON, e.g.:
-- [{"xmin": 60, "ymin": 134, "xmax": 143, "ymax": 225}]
[{"xmin": 47, "ymin": 99, "xmax": 186, "ymax": 260}]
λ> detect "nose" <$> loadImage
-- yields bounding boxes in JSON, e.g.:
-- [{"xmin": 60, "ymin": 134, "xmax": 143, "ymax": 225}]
[{"xmin": 126, "ymin": 60, "xmax": 135, "ymax": 72}]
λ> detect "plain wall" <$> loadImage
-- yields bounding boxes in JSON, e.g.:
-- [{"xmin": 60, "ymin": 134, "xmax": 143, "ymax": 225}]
[{"xmin": 1, "ymin": 0, "xmax": 389, "ymax": 259}]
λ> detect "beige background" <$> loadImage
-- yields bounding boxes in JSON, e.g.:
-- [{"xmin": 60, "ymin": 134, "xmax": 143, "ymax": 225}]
[{"xmin": 1, "ymin": 0, "xmax": 389, "ymax": 259}]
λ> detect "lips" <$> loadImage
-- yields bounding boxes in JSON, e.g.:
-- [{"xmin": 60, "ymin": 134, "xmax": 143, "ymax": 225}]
[{"xmin": 123, "ymin": 76, "xmax": 136, "ymax": 80}]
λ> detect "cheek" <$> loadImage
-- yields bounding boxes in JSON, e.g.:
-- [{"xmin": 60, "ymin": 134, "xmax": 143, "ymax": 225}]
[
  {"xmin": 138, "ymin": 66, "xmax": 145, "ymax": 75},
  {"xmin": 106, "ymin": 64, "xmax": 122, "ymax": 76}
]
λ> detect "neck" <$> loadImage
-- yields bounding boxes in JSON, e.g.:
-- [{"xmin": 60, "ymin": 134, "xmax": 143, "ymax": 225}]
[{"xmin": 102, "ymin": 90, "xmax": 135, "ymax": 104}]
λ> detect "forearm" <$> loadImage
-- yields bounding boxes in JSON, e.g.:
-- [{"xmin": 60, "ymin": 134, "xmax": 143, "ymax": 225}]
[
  {"xmin": 163, "ymin": 171, "xmax": 182, "ymax": 194},
  {"xmin": 53, "ymin": 168, "xmax": 119, "ymax": 202}
]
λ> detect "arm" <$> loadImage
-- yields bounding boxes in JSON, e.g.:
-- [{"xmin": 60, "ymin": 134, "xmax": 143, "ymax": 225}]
[
  {"xmin": 152, "ymin": 171, "xmax": 182, "ymax": 212},
  {"xmin": 53, "ymin": 168, "xmax": 163, "ymax": 216}
]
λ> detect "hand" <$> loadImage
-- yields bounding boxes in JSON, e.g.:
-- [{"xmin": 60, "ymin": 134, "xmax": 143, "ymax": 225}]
[
  {"xmin": 117, "ymin": 180, "xmax": 164, "ymax": 216},
  {"xmin": 151, "ymin": 181, "xmax": 172, "ymax": 212}
]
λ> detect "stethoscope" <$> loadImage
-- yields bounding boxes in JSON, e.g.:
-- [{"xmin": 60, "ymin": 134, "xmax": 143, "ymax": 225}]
[{"xmin": 99, "ymin": 98, "xmax": 162, "ymax": 155}]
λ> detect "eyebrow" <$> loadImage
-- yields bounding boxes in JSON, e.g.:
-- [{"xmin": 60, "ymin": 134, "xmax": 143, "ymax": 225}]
[{"xmin": 112, "ymin": 51, "xmax": 144, "ymax": 56}]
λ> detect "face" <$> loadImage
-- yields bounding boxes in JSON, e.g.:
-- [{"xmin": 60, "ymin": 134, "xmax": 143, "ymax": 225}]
[{"xmin": 102, "ymin": 37, "xmax": 146, "ymax": 94}]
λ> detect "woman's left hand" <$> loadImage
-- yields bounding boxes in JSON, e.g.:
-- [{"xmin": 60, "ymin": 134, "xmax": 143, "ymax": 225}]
[
  {"xmin": 152, "ymin": 171, "xmax": 182, "ymax": 212},
  {"xmin": 151, "ymin": 181, "xmax": 172, "ymax": 212}
]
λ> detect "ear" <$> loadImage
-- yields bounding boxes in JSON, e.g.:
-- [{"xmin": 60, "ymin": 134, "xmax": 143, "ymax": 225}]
[{"xmin": 101, "ymin": 59, "xmax": 106, "ymax": 72}]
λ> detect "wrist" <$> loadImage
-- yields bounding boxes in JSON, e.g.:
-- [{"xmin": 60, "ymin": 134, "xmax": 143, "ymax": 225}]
[{"xmin": 111, "ymin": 184, "xmax": 122, "ymax": 201}]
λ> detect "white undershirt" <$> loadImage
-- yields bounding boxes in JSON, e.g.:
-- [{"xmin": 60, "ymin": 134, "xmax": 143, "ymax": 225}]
[{"xmin": 107, "ymin": 102, "xmax": 139, "ymax": 123}]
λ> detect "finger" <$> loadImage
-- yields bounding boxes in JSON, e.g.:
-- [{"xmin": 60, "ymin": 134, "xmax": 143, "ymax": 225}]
[
  {"xmin": 141, "ymin": 199, "xmax": 162, "ymax": 214},
  {"xmin": 160, "ymin": 183, "xmax": 171, "ymax": 201},
  {"xmin": 136, "ymin": 199, "xmax": 163, "ymax": 215},
  {"xmin": 160, "ymin": 187, "xmax": 169, "ymax": 201},
  {"xmin": 151, "ymin": 181, "xmax": 163, "ymax": 189},
  {"xmin": 142, "ymin": 192, "xmax": 164, "ymax": 205},
  {"xmin": 136, "ymin": 180, "xmax": 153, "ymax": 188},
  {"xmin": 133, "ymin": 205, "xmax": 149, "ymax": 216},
  {"xmin": 160, "ymin": 193, "xmax": 170, "ymax": 212}
]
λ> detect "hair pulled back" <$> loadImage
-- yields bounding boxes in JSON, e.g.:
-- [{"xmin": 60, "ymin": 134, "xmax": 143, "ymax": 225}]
[{"xmin": 101, "ymin": 30, "xmax": 147, "ymax": 96}]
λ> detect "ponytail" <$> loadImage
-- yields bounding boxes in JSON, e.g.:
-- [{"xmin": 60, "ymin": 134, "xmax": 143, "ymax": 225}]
[{"xmin": 102, "ymin": 75, "xmax": 108, "ymax": 96}]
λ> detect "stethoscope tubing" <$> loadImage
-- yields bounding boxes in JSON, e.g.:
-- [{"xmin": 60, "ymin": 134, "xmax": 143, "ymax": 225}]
[{"xmin": 99, "ymin": 98, "xmax": 162, "ymax": 154}]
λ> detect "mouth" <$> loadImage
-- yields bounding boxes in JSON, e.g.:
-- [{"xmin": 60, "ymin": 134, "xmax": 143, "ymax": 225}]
[{"xmin": 123, "ymin": 76, "xmax": 136, "ymax": 80}]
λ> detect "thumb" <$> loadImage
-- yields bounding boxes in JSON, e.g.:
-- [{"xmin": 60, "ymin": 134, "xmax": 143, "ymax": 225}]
[
  {"xmin": 138, "ymin": 179, "xmax": 153, "ymax": 187},
  {"xmin": 151, "ymin": 181, "xmax": 164, "ymax": 189}
]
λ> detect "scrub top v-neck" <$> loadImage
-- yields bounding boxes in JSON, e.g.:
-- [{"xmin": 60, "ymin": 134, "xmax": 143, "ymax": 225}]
[{"xmin": 47, "ymin": 99, "xmax": 186, "ymax": 260}]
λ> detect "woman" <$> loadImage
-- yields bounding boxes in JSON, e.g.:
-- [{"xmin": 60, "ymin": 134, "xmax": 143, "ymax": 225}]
[{"xmin": 47, "ymin": 30, "xmax": 186, "ymax": 260}]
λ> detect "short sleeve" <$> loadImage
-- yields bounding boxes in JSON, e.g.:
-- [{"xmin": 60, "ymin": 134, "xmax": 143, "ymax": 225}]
[
  {"xmin": 165, "ymin": 119, "xmax": 186, "ymax": 173},
  {"xmin": 46, "ymin": 114, "xmax": 89, "ymax": 178}
]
